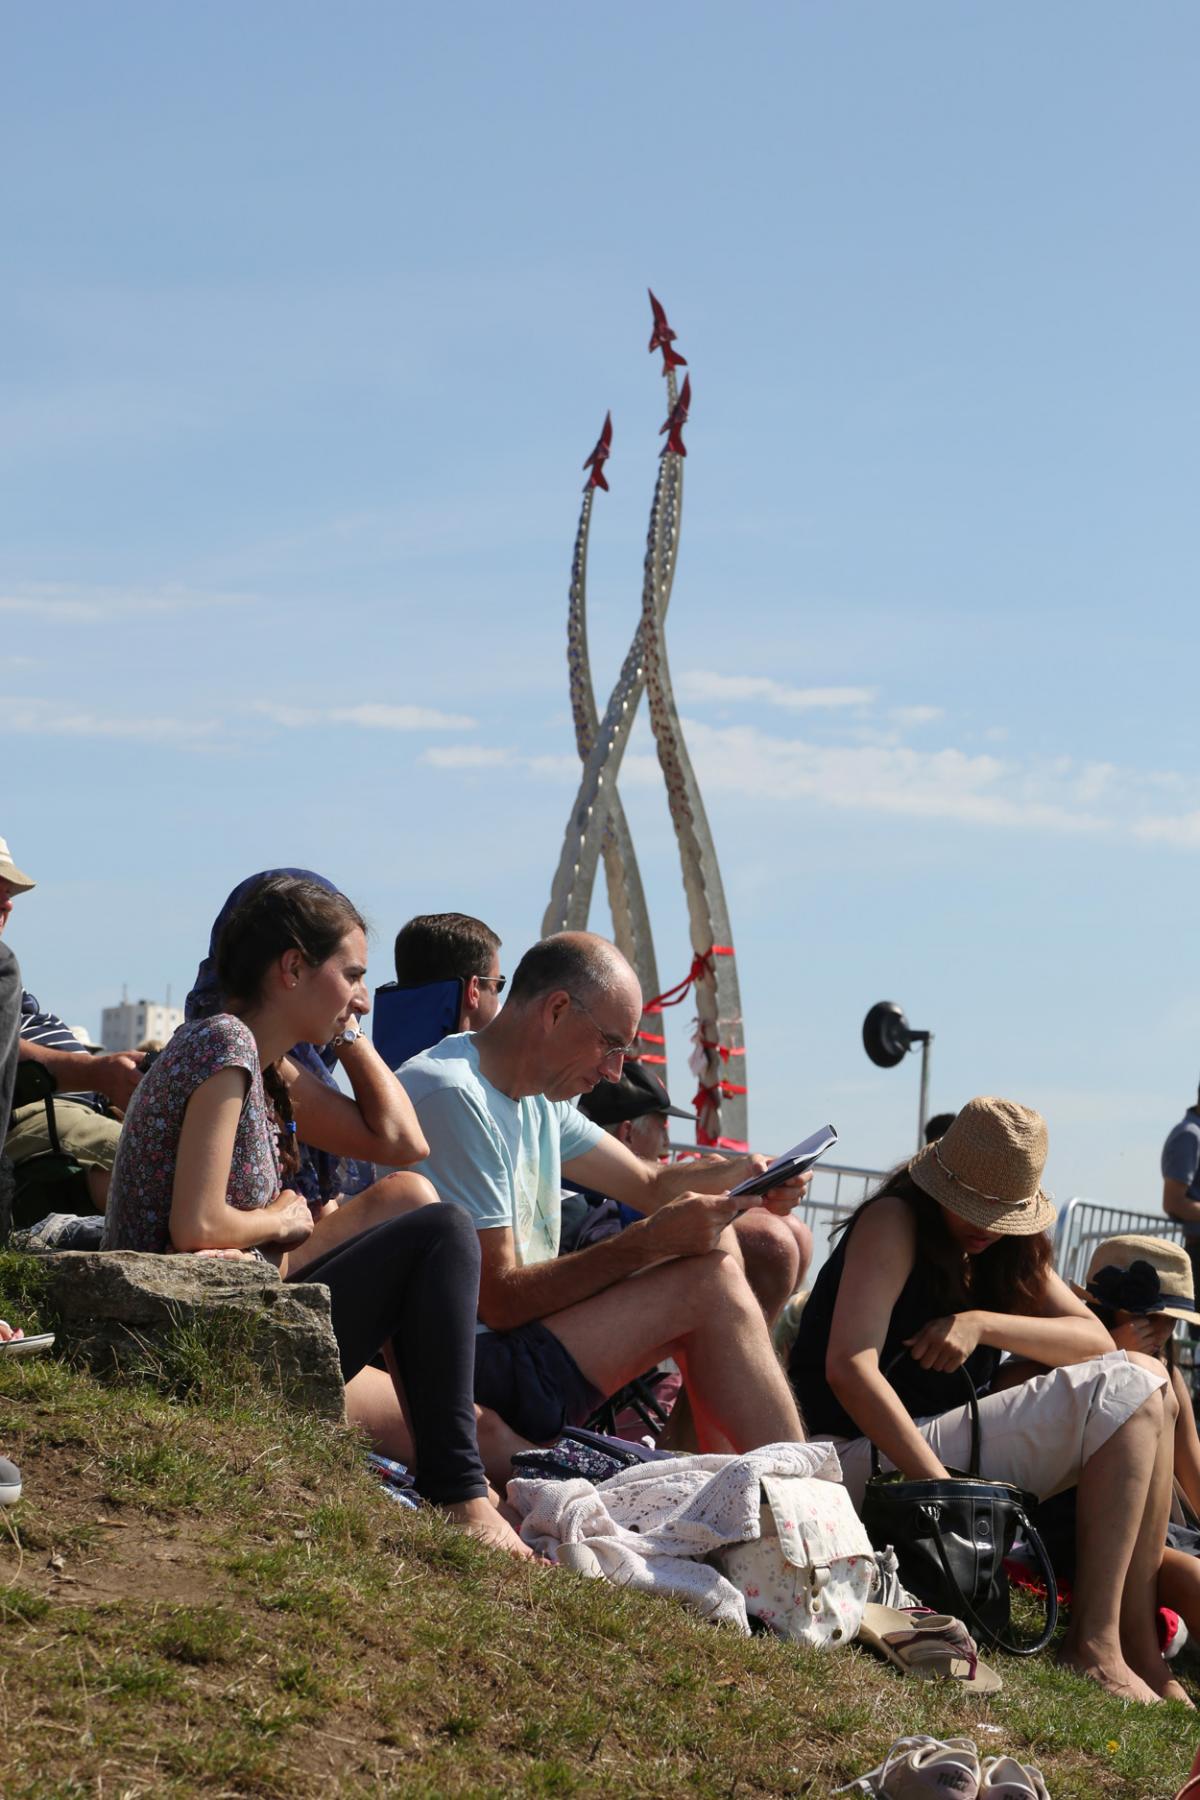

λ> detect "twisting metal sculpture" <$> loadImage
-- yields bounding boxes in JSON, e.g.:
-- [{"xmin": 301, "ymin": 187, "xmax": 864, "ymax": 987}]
[{"xmin": 542, "ymin": 293, "xmax": 748, "ymax": 1147}]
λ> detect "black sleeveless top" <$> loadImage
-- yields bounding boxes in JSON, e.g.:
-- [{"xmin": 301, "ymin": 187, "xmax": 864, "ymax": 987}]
[{"xmin": 788, "ymin": 1202, "xmax": 1001, "ymax": 1438}]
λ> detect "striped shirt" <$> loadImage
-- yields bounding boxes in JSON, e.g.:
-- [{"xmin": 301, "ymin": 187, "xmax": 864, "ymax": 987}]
[{"xmin": 19, "ymin": 991, "xmax": 101, "ymax": 1109}]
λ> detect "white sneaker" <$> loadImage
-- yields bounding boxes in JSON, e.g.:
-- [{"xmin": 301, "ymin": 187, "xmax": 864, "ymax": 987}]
[
  {"xmin": 837, "ymin": 1734, "xmax": 981, "ymax": 1797},
  {"xmin": 0, "ymin": 1455, "xmax": 21, "ymax": 1505},
  {"xmin": 979, "ymin": 1756, "xmax": 1050, "ymax": 1799}
]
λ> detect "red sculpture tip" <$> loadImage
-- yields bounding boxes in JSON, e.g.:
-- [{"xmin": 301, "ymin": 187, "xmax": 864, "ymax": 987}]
[
  {"xmin": 647, "ymin": 289, "xmax": 687, "ymax": 372},
  {"xmin": 659, "ymin": 375, "xmax": 691, "ymax": 458},
  {"xmin": 582, "ymin": 410, "xmax": 613, "ymax": 492}
]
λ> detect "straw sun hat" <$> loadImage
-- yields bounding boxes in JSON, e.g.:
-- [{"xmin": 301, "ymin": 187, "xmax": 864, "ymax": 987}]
[
  {"xmin": 908, "ymin": 1095, "xmax": 1056, "ymax": 1237},
  {"xmin": 1073, "ymin": 1234, "xmax": 1196, "ymax": 1324}
]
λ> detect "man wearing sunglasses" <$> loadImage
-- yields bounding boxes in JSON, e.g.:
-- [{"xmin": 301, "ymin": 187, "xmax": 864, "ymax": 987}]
[
  {"xmin": 399, "ymin": 930, "xmax": 809, "ymax": 1477},
  {"xmin": 394, "ymin": 912, "xmax": 507, "ymax": 1035}
]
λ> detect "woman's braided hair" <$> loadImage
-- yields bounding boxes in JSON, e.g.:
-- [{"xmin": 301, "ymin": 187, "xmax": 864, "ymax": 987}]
[{"xmin": 215, "ymin": 875, "xmax": 367, "ymax": 1183}]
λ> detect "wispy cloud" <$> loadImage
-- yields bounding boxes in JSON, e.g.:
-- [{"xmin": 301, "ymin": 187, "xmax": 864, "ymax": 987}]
[
  {"xmin": 1132, "ymin": 812, "xmax": 1200, "ymax": 849},
  {"xmin": 675, "ymin": 671, "xmax": 875, "ymax": 711},
  {"xmin": 253, "ymin": 700, "xmax": 476, "ymax": 732},
  {"xmin": 423, "ymin": 745, "xmax": 512, "ymax": 769},
  {"xmin": 890, "ymin": 705, "xmax": 944, "ymax": 727},
  {"xmin": 0, "ymin": 583, "xmax": 254, "ymax": 624},
  {"xmin": 0, "ymin": 696, "xmax": 220, "ymax": 744},
  {"xmin": 424, "ymin": 709, "xmax": 1200, "ymax": 847}
]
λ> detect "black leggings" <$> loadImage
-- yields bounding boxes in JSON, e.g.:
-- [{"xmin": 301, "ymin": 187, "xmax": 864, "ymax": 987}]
[{"xmin": 288, "ymin": 1204, "xmax": 487, "ymax": 1505}]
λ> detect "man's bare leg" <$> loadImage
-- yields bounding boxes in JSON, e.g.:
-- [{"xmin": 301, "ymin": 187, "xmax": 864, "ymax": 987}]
[
  {"xmin": 545, "ymin": 1249, "xmax": 803, "ymax": 1452},
  {"xmin": 286, "ymin": 1171, "xmax": 438, "ymax": 1278},
  {"xmin": 730, "ymin": 1212, "xmax": 806, "ymax": 1326},
  {"xmin": 346, "ymin": 1363, "xmax": 533, "ymax": 1484}
]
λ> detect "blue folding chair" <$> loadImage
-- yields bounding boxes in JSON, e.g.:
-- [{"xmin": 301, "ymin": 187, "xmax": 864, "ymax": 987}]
[{"xmin": 371, "ymin": 979, "xmax": 463, "ymax": 1070}]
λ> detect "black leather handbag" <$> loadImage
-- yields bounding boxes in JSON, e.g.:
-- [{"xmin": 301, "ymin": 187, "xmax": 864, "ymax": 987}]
[{"xmin": 859, "ymin": 1356, "xmax": 1058, "ymax": 1655}]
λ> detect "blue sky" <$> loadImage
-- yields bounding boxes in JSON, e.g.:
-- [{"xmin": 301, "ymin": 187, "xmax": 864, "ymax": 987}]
[{"xmin": 5, "ymin": 3, "xmax": 1200, "ymax": 1220}]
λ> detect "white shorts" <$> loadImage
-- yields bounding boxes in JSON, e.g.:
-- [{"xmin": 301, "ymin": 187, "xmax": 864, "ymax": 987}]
[{"xmin": 820, "ymin": 1350, "xmax": 1167, "ymax": 1511}]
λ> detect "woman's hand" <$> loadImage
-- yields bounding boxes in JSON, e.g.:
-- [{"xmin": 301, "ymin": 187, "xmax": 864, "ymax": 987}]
[
  {"xmin": 1110, "ymin": 1315, "xmax": 1169, "ymax": 1359},
  {"xmin": 265, "ymin": 1190, "xmax": 316, "ymax": 1247},
  {"xmin": 904, "ymin": 1311, "xmax": 982, "ymax": 1373},
  {"xmin": 0, "ymin": 1320, "xmax": 24, "ymax": 1343}
]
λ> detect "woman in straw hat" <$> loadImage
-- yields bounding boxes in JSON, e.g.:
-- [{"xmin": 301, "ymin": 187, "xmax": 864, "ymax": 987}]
[{"xmin": 789, "ymin": 1097, "xmax": 1184, "ymax": 1704}]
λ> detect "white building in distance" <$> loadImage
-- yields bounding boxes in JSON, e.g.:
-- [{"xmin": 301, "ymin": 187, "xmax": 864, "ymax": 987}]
[{"xmin": 101, "ymin": 999, "xmax": 184, "ymax": 1051}]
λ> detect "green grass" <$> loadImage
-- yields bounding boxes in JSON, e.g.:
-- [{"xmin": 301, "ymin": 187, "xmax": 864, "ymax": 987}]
[{"xmin": 0, "ymin": 1251, "xmax": 1197, "ymax": 1797}]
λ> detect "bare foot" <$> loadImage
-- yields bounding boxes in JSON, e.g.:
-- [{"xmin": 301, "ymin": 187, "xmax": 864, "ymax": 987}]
[
  {"xmin": 1124, "ymin": 1646, "xmax": 1197, "ymax": 1707},
  {"xmin": 443, "ymin": 1496, "xmax": 536, "ymax": 1561},
  {"xmin": 1056, "ymin": 1645, "xmax": 1161, "ymax": 1704}
]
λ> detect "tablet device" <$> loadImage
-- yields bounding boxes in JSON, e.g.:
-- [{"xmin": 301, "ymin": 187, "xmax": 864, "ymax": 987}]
[
  {"xmin": 729, "ymin": 1125, "xmax": 838, "ymax": 1201},
  {"xmin": 0, "ymin": 1332, "xmax": 56, "ymax": 1356}
]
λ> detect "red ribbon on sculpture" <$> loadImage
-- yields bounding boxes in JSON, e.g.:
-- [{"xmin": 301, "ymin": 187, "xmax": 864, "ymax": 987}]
[{"xmin": 643, "ymin": 945, "xmax": 735, "ymax": 1015}]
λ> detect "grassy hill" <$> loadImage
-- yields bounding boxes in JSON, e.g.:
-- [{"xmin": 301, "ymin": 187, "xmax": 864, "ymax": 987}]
[{"xmin": 0, "ymin": 1253, "xmax": 1195, "ymax": 1798}]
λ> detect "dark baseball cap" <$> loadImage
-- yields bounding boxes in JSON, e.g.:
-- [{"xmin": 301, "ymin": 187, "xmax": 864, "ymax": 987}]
[{"xmin": 579, "ymin": 1060, "xmax": 694, "ymax": 1128}]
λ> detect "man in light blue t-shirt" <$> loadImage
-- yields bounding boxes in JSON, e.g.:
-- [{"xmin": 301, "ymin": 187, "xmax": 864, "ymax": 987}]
[{"xmin": 401, "ymin": 931, "xmax": 808, "ymax": 1471}]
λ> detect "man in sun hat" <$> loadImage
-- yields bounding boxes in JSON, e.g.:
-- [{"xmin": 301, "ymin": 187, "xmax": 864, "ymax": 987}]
[
  {"xmin": 1161, "ymin": 1089, "xmax": 1200, "ymax": 1336},
  {"xmin": 1, "ymin": 837, "xmax": 145, "ymax": 1216}
]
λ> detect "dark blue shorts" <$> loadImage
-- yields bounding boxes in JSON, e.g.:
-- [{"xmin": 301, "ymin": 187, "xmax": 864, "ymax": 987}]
[{"xmin": 474, "ymin": 1321, "xmax": 604, "ymax": 1444}]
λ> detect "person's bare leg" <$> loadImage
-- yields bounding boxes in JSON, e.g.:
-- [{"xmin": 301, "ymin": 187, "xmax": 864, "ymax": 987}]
[
  {"xmin": 86, "ymin": 1166, "xmax": 110, "ymax": 1211},
  {"xmin": 1157, "ymin": 1548, "xmax": 1200, "ymax": 1643},
  {"xmin": 1117, "ymin": 1375, "xmax": 1193, "ymax": 1704},
  {"xmin": 286, "ymin": 1172, "xmax": 438, "ymax": 1277},
  {"xmin": 546, "ymin": 1250, "xmax": 803, "ymax": 1451},
  {"xmin": 1060, "ymin": 1386, "xmax": 1166, "ymax": 1703},
  {"xmin": 783, "ymin": 1215, "xmax": 813, "ymax": 1284},
  {"xmin": 345, "ymin": 1364, "xmax": 416, "ymax": 1462},
  {"xmin": 731, "ymin": 1212, "xmax": 801, "ymax": 1326},
  {"xmin": 475, "ymin": 1407, "xmax": 539, "ymax": 1492}
]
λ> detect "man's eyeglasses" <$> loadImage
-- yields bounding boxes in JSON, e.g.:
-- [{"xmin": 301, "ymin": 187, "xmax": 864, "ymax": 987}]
[
  {"xmin": 569, "ymin": 995, "xmax": 638, "ymax": 1061},
  {"xmin": 475, "ymin": 974, "xmax": 507, "ymax": 994}
]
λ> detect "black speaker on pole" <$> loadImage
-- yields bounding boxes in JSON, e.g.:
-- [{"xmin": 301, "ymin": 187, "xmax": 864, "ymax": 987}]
[{"xmin": 862, "ymin": 1002, "xmax": 933, "ymax": 1146}]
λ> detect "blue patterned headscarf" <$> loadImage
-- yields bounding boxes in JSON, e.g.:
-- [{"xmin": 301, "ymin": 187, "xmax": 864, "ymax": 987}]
[{"xmin": 185, "ymin": 868, "xmax": 374, "ymax": 1206}]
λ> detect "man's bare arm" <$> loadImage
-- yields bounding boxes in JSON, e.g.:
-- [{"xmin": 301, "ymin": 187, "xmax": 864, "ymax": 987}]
[
  {"xmin": 563, "ymin": 1132, "xmax": 811, "ymax": 1218},
  {"xmin": 476, "ymin": 1192, "xmax": 739, "ymax": 1332},
  {"xmin": 18, "ymin": 1038, "xmax": 144, "ymax": 1109},
  {"xmin": 1163, "ymin": 1177, "xmax": 1200, "ymax": 1227}
]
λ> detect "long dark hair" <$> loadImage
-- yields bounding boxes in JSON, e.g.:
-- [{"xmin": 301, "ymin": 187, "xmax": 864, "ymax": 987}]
[
  {"xmin": 215, "ymin": 875, "xmax": 367, "ymax": 1183},
  {"xmin": 837, "ymin": 1165, "xmax": 1053, "ymax": 1316}
]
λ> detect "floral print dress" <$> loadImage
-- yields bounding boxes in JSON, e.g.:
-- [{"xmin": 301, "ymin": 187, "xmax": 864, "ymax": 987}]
[{"xmin": 102, "ymin": 1014, "xmax": 281, "ymax": 1253}]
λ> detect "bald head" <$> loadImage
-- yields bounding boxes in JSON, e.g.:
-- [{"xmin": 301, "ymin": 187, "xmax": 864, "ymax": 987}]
[{"xmin": 506, "ymin": 932, "xmax": 640, "ymax": 1014}]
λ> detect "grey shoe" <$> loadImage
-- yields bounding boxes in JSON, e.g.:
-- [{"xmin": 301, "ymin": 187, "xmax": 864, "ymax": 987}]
[{"xmin": 0, "ymin": 1456, "xmax": 21, "ymax": 1505}]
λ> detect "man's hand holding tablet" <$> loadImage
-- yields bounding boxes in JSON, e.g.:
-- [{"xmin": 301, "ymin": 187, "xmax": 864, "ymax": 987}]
[{"xmin": 726, "ymin": 1126, "xmax": 838, "ymax": 1212}]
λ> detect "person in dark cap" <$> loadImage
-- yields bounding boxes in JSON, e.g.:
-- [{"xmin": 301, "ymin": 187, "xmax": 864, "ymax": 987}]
[{"xmin": 575, "ymin": 1060, "xmax": 812, "ymax": 1327}]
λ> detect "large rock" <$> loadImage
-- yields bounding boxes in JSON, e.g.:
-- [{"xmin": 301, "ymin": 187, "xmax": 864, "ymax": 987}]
[{"xmin": 37, "ymin": 1252, "xmax": 345, "ymax": 1420}]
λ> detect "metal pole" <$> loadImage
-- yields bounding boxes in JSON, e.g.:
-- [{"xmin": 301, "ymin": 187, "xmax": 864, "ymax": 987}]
[{"xmin": 916, "ymin": 1032, "xmax": 932, "ymax": 1150}]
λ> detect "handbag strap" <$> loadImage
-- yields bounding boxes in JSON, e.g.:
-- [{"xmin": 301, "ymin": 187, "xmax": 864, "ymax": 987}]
[
  {"xmin": 920, "ymin": 1498, "xmax": 1059, "ymax": 1656},
  {"xmin": 869, "ymin": 1352, "xmax": 982, "ymax": 1478}
]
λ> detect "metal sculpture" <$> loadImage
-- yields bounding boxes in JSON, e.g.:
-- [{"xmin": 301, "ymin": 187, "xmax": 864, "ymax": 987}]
[{"xmin": 542, "ymin": 294, "xmax": 748, "ymax": 1146}]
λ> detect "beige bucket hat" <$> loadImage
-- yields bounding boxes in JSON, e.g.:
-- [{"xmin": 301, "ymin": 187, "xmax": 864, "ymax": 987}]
[
  {"xmin": 908, "ymin": 1095, "xmax": 1056, "ymax": 1236},
  {"xmin": 0, "ymin": 838, "xmax": 36, "ymax": 893},
  {"xmin": 1074, "ymin": 1234, "xmax": 1195, "ymax": 1323}
]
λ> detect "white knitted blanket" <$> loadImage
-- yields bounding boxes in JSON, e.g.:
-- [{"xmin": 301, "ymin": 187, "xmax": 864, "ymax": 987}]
[{"xmin": 507, "ymin": 1440, "xmax": 844, "ymax": 1630}]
